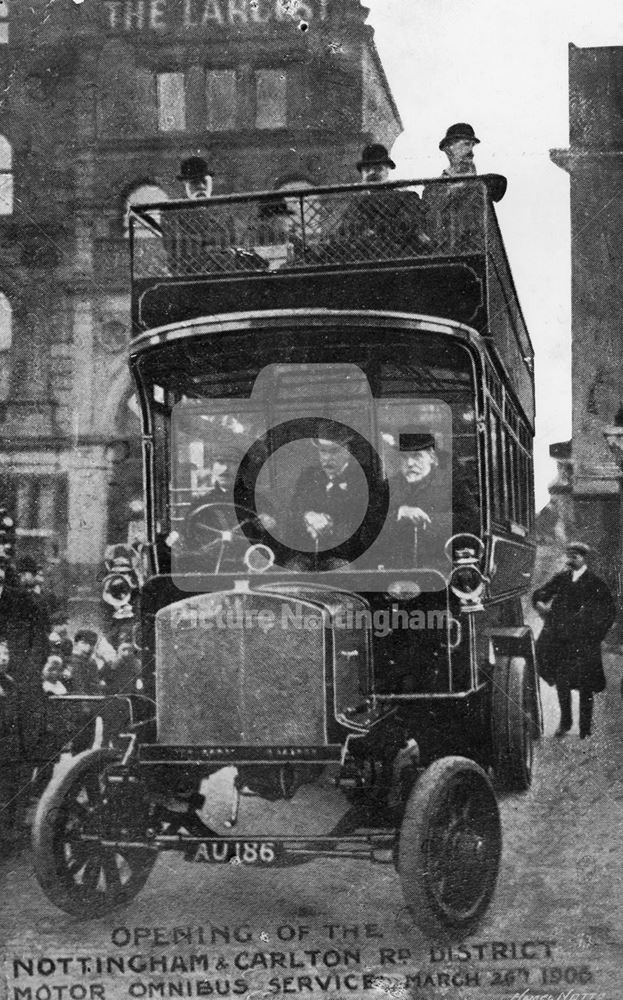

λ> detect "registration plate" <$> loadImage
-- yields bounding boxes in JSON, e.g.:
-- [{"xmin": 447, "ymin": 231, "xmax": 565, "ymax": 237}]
[{"xmin": 187, "ymin": 840, "xmax": 282, "ymax": 865}]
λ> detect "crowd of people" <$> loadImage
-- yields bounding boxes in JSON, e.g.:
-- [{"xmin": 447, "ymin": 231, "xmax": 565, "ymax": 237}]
[{"xmin": 0, "ymin": 515, "xmax": 143, "ymax": 852}]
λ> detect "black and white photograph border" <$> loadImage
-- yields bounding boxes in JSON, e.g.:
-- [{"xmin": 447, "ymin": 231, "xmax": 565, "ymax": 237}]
[{"xmin": 1, "ymin": 1, "xmax": 623, "ymax": 998}]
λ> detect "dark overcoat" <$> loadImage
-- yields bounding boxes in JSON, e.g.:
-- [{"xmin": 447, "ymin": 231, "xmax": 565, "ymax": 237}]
[
  {"xmin": 532, "ymin": 569, "xmax": 615, "ymax": 692},
  {"xmin": 0, "ymin": 585, "xmax": 49, "ymax": 758},
  {"xmin": 288, "ymin": 462, "xmax": 371, "ymax": 563}
]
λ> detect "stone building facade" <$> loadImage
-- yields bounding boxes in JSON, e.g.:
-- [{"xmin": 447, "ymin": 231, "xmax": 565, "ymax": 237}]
[
  {"xmin": 0, "ymin": 0, "xmax": 401, "ymax": 602},
  {"xmin": 550, "ymin": 43, "xmax": 623, "ymax": 596}
]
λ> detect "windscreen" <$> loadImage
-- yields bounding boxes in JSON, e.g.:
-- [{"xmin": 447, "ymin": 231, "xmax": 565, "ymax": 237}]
[{"xmin": 136, "ymin": 327, "xmax": 480, "ymax": 589}]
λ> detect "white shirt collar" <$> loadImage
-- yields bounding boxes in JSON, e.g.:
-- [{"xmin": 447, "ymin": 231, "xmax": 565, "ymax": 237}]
[{"xmin": 571, "ymin": 565, "xmax": 587, "ymax": 583}]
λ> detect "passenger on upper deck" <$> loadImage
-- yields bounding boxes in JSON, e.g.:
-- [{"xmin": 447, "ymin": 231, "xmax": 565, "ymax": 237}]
[
  {"xmin": 165, "ymin": 155, "xmax": 235, "ymax": 274},
  {"xmin": 423, "ymin": 123, "xmax": 506, "ymax": 254},
  {"xmin": 250, "ymin": 197, "xmax": 296, "ymax": 271},
  {"xmin": 314, "ymin": 143, "xmax": 428, "ymax": 264},
  {"xmin": 178, "ymin": 156, "xmax": 213, "ymax": 200}
]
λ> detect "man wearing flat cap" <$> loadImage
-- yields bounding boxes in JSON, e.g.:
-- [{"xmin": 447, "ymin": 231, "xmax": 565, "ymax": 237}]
[{"xmin": 533, "ymin": 543, "xmax": 615, "ymax": 739}]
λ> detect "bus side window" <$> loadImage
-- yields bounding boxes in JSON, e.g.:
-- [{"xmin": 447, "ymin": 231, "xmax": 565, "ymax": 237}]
[{"xmin": 489, "ymin": 409, "xmax": 505, "ymax": 524}]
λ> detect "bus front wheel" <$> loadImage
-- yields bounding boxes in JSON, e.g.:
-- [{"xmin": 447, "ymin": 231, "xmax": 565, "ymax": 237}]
[
  {"xmin": 32, "ymin": 748, "xmax": 157, "ymax": 918},
  {"xmin": 397, "ymin": 756, "xmax": 501, "ymax": 936}
]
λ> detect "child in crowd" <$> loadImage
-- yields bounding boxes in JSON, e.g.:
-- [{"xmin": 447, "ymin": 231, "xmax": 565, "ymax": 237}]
[{"xmin": 42, "ymin": 655, "xmax": 68, "ymax": 696}]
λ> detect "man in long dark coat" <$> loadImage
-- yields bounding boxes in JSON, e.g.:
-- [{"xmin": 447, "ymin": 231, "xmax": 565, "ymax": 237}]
[
  {"xmin": 0, "ymin": 555, "xmax": 49, "ymax": 756},
  {"xmin": 533, "ymin": 542, "xmax": 615, "ymax": 739}
]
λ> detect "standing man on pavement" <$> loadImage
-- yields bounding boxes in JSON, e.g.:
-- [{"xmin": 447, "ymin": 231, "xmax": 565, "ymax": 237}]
[{"xmin": 533, "ymin": 542, "xmax": 616, "ymax": 739}]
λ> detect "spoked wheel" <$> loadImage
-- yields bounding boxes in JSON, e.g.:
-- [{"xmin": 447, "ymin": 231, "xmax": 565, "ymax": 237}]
[
  {"xmin": 32, "ymin": 749, "xmax": 157, "ymax": 917},
  {"xmin": 398, "ymin": 756, "xmax": 501, "ymax": 937},
  {"xmin": 491, "ymin": 656, "xmax": 535, "ymax": 791},
  {"xmin": 185, "ymin": 501, "xmax": 259, "ymax": 571}
]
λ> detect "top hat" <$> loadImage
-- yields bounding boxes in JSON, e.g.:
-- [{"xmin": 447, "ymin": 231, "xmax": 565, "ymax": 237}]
[
  {"xmin": 439, "ymin": 123, "xmax": 480, "ymax": 151},
  {"xmin": 177, "ymin": 156, "xmax": 213, "ymax": 181},
  {"xmin": 259, "ymin": 197, "xmax": 295, "ymax": 218},
  {"xmin": 356, "ymin": 143, "xmax": 396, "ymax": 173},
  {"xmin": 397, "ymin": 431, "xmax": 436, "ymax": 452}
]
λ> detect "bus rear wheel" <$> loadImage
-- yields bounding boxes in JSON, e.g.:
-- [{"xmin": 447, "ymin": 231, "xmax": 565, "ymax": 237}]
[
  {"xmin": 492, "ymin": 656, "xmax": 535, "ymax": 791},
  {"xmin": 397, "ymin": 756, "xmax": 501, "ymax": 936},
  {"xmin": 32, "ymin": 748, "xmax": 157, "ymax": 917}
]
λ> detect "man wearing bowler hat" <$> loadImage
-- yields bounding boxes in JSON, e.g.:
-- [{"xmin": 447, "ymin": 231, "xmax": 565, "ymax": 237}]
[
  {"xmin": 424, "ymin": 122, "xmax": 505, "ymax": 251},
  {"xmin": 533, "ymin": 543, "xmax": 615, "ymax": 739},
  {"xmin": 356, "ymin": 142, "xmax": 396, "ymax": 184},
  {"xmin": 177, "ymin": 155, "xmax": 213, "ymax": 200},
  {"xmin": 324, "ymin": 142, "xmax": 427, "ymax": 260},
  {"xmin": 167, "ymin": 155, "xmax": 237, "ymax": 274},
  {"xmin": 439, "ymin": 122, "xmax": 480, "ymax": 177}
]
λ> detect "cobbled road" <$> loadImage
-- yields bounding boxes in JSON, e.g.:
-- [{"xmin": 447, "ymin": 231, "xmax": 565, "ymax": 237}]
[{"xmin": 2, "ymin": 655, "xmax": 623, "ymax": 1000}]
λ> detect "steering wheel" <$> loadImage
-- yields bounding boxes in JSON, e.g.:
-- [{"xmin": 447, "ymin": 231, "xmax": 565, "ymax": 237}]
[{"xmin": 184, "ymin": 501, "xmax": 261, "ymax": 573}]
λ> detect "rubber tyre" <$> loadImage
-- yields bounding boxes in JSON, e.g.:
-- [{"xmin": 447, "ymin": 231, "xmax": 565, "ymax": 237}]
[
  {"xmin": 32, "ymin": 748, "xmax": 156, "ymax": 918},
  {"xmin": 491, "ymin": 656, "xmax": 534, "ymax": 792},
  {"xmin": 398, "ymin": 756, "xmax": 501, "ymax": 937}
]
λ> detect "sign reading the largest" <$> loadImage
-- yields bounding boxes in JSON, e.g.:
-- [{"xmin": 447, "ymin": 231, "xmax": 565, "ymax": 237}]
[{"xmin": 103, "ymin": 0, "xmax": 329, "ymax": 31}]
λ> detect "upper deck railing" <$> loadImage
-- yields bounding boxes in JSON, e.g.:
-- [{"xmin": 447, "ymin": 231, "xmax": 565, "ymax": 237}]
[{"xmin": 129, "ymin": 176, "xmax": 534, "ymax": 423}]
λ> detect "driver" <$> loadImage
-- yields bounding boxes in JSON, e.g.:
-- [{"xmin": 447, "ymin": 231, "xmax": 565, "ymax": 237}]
[{"xmin": 184, "ymin": 445, "xmax": 276, "ymax": 561}]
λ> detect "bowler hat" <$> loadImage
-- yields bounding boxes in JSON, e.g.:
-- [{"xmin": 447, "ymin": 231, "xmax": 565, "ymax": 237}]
[
  {"xmin": 439, "ymin": 123, "xmax": 480, "ymax": 151},
  {"xmin": 177, "ymin": 156, "xmax": 212, "ymax": 182},
  {"xmin": 356, "ymin": 143, "xmax": 396, "ymax": 173}
]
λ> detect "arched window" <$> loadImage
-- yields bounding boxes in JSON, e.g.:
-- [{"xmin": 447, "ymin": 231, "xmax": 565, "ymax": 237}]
[
  {"xmin": 0, "ymin": 291, "xmax": 12, "ymax": 400},
  {"xmin": 0, "ymin": 137, "xmax": 13, "ymax": 215},
  {"xmin": 124, "ymin": 183, "xmax": 168, "ymax": 238}
]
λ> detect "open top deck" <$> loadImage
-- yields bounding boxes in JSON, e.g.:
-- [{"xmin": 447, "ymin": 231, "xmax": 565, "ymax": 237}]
[{"xmin": 130, "ymin": 175, "xmax": 534, "ymax": 426}]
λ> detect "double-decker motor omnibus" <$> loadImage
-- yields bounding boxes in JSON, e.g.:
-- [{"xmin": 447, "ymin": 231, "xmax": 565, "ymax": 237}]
[{"xmin": 34, "ymin": 174, "xmax": 540, "ymax": 936}]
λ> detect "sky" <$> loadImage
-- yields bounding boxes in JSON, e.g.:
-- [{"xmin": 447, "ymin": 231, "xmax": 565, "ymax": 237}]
[{"xmin": 365, "ymin": 0, "xmax": 623, "ymax": 510}]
